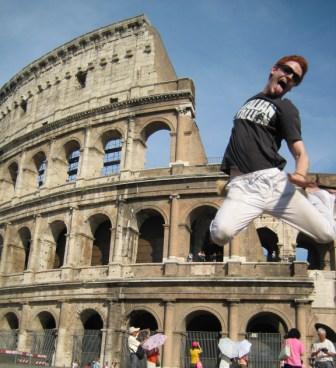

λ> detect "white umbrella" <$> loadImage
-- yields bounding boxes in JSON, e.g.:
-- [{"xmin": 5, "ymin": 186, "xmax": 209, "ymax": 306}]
[
  {"xmin": 218, "ymin": 338, "xmax": 238, "ymax": 359},
  {"xmin": 237, "ymin": 339, "xmax": 252, "ymax": 358},
  {"xmin": 142, "ymin": 333, "xmax": 167, "ymax": 351}
]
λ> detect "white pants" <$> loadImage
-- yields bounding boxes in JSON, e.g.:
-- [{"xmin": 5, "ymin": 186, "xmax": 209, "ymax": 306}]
[{"xmin": 210, "ymin": 168, "xmax": 336, "ymax": 245}]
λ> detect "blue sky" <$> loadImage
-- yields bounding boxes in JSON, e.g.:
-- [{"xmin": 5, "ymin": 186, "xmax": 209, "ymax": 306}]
[{"xmin": 1, "ymin": 0, "xmax": 335, "ymax": 172}]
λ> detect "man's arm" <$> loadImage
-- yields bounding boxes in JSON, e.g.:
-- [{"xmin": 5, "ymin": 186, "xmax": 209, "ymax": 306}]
[{"xmin": 287, "ymin": 140, "xmax": 315, "ymax": 188}]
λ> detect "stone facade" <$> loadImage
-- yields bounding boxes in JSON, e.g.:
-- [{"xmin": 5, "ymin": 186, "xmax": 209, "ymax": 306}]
[{"xmin": 0, "ymin": 15, "xmax": 335, "ymax": 368}]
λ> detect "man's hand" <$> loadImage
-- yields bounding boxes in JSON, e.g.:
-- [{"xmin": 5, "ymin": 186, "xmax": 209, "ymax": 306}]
[{"xmin": 288, "ymin": 173, "xmax": 316, "ymax": 188}]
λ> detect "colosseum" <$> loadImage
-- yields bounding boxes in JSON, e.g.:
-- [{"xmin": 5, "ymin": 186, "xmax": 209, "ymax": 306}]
[{"xmin": 0, "ymin": 14, "xmax": 335, "ymax": 368}]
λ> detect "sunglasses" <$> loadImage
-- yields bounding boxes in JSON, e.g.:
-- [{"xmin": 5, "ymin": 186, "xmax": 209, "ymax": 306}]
[{"xmin": 276, "ymin": 64, "xmax": 302, "ymax": 85}]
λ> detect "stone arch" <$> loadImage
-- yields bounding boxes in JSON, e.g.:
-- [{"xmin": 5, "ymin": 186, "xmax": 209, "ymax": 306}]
[
  {"xmin": 32, "ymin": 311, "xmax": 57, "ymax": 330},
  {"xmin": 0, "ymin": 312, "xmax": 19, "ymax": 350},
  {"xmin": 296, "ymin": 232, "xmax": 334, "ymax": 270},
  {"xmin": 64, "ymin": 139, "xmax": 81, "ymax": 182},
  {"xmin": 20, "ymin": 150, "xmax": 47, "ymax": 195},
  {"xmin": 186, "ymin": 205, "xmax": 222, "ymax": 262},
  {"xmin": 31, "ymin": 311, "xmax": 57, "ymax": 363},
  {"xmin": 86, "ymin": 213, "xmax": 112, "ymax": 266},
  {"xmin": 80, "ymin": 309, "xmax": 104, "ymax": 330},
  {"xmin": 134, "ymin": 119, "xmax": 173, "ymax": 170},
  {"xmin": 179, "ymin": 306, "xmax": 226, "ymax": 333},
  {"xmin": 245, "ymin": 311, "xmax": 288, "ymax": 335},
  {"xmin": 135, "ymin": 209, "xmax": 165, "ymax": 263},
  {"xmin": 0, "ymin": 312, "xmax": 19, "ymax": 330},
  {"xmin": 257, "ymin": 227, "xmax": 280, "ymax": 262},
  {"xmin": 48, "ymin": 220, "xmax": 67, "ymax": 269},
  {"xmin": 10, "ymin": 226, "xmax": 32, "ymax": 273},
  {"xmin": 127, "ymin": 308, "xmax": 160, "ymax": 331},
  {"xmin": 314, "ymin": 323, "xmax": 336, "ymax": 342},
  {"xmin": 1, "ymin": 160, "xmax": 19, "ymax": 200},
  {"xmin": 0, "ymin": 233, "xmax": 3, "ymax": 262}
]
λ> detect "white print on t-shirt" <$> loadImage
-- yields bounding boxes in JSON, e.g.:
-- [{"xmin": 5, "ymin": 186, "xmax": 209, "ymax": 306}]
[{"xmin": 235, "ymin": 98, "xmax": 277, "ymax": 126}]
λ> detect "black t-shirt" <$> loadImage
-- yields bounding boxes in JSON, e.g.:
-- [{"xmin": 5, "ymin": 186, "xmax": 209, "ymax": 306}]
[{"xmin": 221, "ymin": 92, "xmax": 302, "ymax": 174}]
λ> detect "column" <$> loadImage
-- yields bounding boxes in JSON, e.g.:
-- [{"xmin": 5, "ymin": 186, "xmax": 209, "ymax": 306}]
[
  {"xmin": 295, "ymin": 299, "xmax": 311, "ymax": 367},
  {"xmin": 112, "ymin": 197, "xmax": 125, "ymax": 263},
  {"xmin": 162, "ymin": 301, "xmax": 176, "ymax": 368},
  {"xmin": 24, "ymin": 214, "xmax": 43, "ymax": 283},
  {"xmin": 0, "ymin": 222, "xmax": 12, "ymax": 283},
  {"xmin": 77, "ymin": 125, "xmax": 92, "ymax": 180},
  {"xmin": 167, "ymin": 194, "xmax": 181, "ymax": 261},
  {"xmin": 228, "ymin": 299, "xmax": 240, "ymax": 340},
  {"xmin": 162, "ymin": 224, "xmax": 170, "ymax": 260},
  {"xmin": 103, "ymin": 300, "xmax": 122, "ymax": 365},
  {"xmin": 123, "ymin": 115, "xmax": 136, "ymax": 171},
  {"xmin": 54, "ymin": 302, "xmax": 73, "ymax": 367},
  {"xmin": 229, "ymin": 236, "xmax": 240, "ymax": 260},
  {"xmin": 13, "ymin": 150, "xmax": 27, "ymax": 198},
  {"xmin": 17, "ymin": 303, "xmax": 32, "ymax": 352}
]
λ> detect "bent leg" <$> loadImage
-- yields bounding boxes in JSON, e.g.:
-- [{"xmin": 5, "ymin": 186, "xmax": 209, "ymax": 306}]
[
  {"xmin": 210, "ymin": 191, "xmax": 264, "ymax": 246},
  {"xmin": 268, "ymin": 183, "xmax": 336, "ymax": 243}
]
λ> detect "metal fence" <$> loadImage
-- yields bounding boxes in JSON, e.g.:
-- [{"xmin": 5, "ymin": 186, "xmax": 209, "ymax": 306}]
[
  {"xmin": 31, "ymin": 329, "xmax": 56, "ymax": 366},
  {"xmin": 72, "ymin": 330, "xmax": 102, "ymax": 367},
  {"xmin": 246, "ymin": 332, "xmax": 282, "ymax": 368},
  {"xmin": 181, "ymin": 331, "xmax": 221, "ymax": 368},
  {"xmin": 0, "ymin": 330, "xmax": 18, "ymax": 350}
]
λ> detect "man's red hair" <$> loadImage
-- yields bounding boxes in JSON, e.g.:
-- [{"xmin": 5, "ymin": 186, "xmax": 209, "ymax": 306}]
[{"xmin": 275, "ymin": 55, "xmax": 308, "ymax": 83}]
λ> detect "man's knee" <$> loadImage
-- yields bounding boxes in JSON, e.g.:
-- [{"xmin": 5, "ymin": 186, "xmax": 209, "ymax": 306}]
[{"xmin": 210, "ymin": 220, "xmax": 234, "ymax": 246}]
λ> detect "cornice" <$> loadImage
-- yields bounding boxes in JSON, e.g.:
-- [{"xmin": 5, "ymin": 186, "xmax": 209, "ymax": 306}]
[
  {"xmin": 0, "ymin": 14, "xmax": 150, "ymax": 104},
  {"xmin": 0, "ymin": 90, "xmax": 194, "ymax": 155}
]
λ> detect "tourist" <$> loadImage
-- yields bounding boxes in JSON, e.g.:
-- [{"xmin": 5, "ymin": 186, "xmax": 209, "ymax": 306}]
[
  {"xmin": 311, "ymin": 327, "xmax": 336, "ymax": 368},
  {"xmin": 282, "ymin": 328, "xmax": 304, "ymax": 368},
  {"xmin": 189, "ymin": 341, "xmax": 202, "ymax": 367},
  {"xmin": 146, "ymin": 347, "xmax": 160, "ymax": 367},
  {"xmin": 128, "ymin": 326, "xmax": 142, "ymax": 368},
  {"xmin": 210, "ymin": 55, "xmax": 336, "ymax": 248}
]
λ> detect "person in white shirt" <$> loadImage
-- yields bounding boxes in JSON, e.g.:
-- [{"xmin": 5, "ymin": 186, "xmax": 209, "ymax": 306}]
[
  {"xmin": 311, "ymin": 328, "xmax": 336, "ymax": 368},
  {"xmin": 128, "ymin": 326, "xmax": 141, "ymax": 368}
]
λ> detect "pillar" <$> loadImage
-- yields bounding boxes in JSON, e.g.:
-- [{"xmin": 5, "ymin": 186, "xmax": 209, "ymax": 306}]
[
  {"xmin": 167, "ymin": 194, "xmax": 181, "ymax": 261},
  {"xmin": 103, "ymin": 300, "xmax": 122, "ymax": 365},
  {"xmin": 54, "ymin": 302, "xmax": 74, "ymax": 367},
  {"xmin": 78, "ymin": 125, "xmax": 92, "ymax": 179},
  {"xmin": 17, "ymin": 303, "xmax": 32, "ymax": 352},
  {"xmin": 162, "ymin": 300, "xmax": 176, "ymax": 368},
  {"xmin": 0, "ymin": 222, "xmax": 12, "ymax": 276},
  {"xmin": 295, "ymin": 299, "xmax": 311, "ymax": 366},
  {"xmin": 228, "ymin": 299, "xmax": 240, "ymax": 340},
  {"xmin": 13, "ymin": 150, "xmax": 27, "ymax": 198},
  {"xmin": 174, "ymin": 108, "xmax": 185, "ymax": 163},
  {"xmin": 112, "ymin": 197, "xmax": 125, "ymax": 263},
  {"xmin": 123, "ymin": 115, "xmax": 136, "ymax": 171}
]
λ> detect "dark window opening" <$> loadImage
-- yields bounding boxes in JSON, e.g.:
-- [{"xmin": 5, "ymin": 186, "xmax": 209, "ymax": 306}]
[
  {"xmin": 37, "ymin": 159, "xmax": 46, "ymax": 187},
  {"xmin": 76, "ymin": 70, "xmax": 87, "ymax": 88},
  {"xmin": 20, "ymin": 99, "xmax": 27, "ymax": 112},
  {"xmin": 67, "ymin": 148, "xmax": 80, "ymax": 181},
  {"xmin": 102, "ymin": 138, "xmax": 122, "ymax": 175},
  {"xmin": 129, "ymin": 310, "xmax": 158, "ymax": 331}
]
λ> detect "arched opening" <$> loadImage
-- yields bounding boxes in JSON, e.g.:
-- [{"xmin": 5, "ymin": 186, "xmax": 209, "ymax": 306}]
[
  {"xmin": 33, "ymin": 151, "xmax": 47, "ymax": 187},
  {"xmin": 128, "ymin": 310, "xmax": 159, "ymax": 331},
  {"xmin": 296, "ymin": 233, "xmax": 334, "ymax": 270},
  {"xmin": 246, "ymin": 312, "xmax": 287, "ymax": 368},
  {"xmin": 88, "ymin": 214, "xmax": 112, "ymax": 266},
  {"xmin": 257, "ymin": 227, "xmax": 280, "ymax": 262},
  {"xmin": 0, "ymin": 312, "xmax": 19, "ymax": 349},
  {"xmin": 74, "ymin": 310, "xmax": 103, "ymax": 367},
  {"xmin": 8, "ymin": 162, "xmax": 18, "ymax": 188},
  {"xmin": 188, "ymin": 206, "xmax": 222, "ymax": 262},
  {"xmin": 136, "ymin": 209, "xmax": 164, "ymax": 263},
  {"xmin": 31, "ymin": 312, "xmax": 57, "ymax": 364},
  {"xmin": 0, "ymin": 235, "xmax": 3, "ymax": 262},
  {"xmin": 141, "ymin": 121, "xmax": 171, "ymax": 169},
  {"xmin": 65, "ymin": 141, "xmax": 81, "ymax": 182},
  {"xmin": 49, "ymin": 221, "xmax": 67, "ymax": 269},
  {"xmin": 246, "ymin": 312, "xmax": 287, "ymax": 334},
  {"xmin": 315, "ymin": 323, "xmax": 336, "ymax": 343},
  {"xmin": 101, "ymin": 131, "xmax": 123, "ymax": 175},
  {"xmin": 16, "ymin": 227, "xmax": 31, "ymax": 272},
  {"xmin": 184, "ymin": 311, "xmax": 222, "ymax": 368}
]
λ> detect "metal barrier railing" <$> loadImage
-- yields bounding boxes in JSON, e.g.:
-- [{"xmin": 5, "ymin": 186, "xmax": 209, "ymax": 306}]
[
  {"xmin": 246, "ymin": 332, "xmax": 282, "ymax": 368},
  {"xmin": 0, "ymin": 330, "xmax": 18, "ymax": 350},
  {"xmin": 72, "ymin": 330, "xmax": 102, "ymax": 367},
  {"xmin": 181, "ymin": 331, "xmax": 221, "ymax": 368},
  {"xmin": 31, "ymin": 330, "xmax": 56, "ymax": 366}
]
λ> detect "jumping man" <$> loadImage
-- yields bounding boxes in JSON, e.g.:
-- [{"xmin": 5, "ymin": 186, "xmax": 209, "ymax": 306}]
[{"xmin": 210, "ymin": 55, "xmax": 336, "ymax": 246}]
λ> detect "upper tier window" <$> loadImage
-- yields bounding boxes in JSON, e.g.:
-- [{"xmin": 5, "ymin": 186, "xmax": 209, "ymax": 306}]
[
  {"xmin": 67, "ymin": 149, "xmax": 80, "ymax": 181},
  {"xmin": 102, "ymin": 138, "xmax": 122, "ymax": 175}
]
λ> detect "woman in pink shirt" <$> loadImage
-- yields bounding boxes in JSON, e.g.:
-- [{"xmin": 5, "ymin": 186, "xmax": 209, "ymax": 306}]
[{"xmin": 283, "ymin": 328, "xmax": 305, "ymax": 368}]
